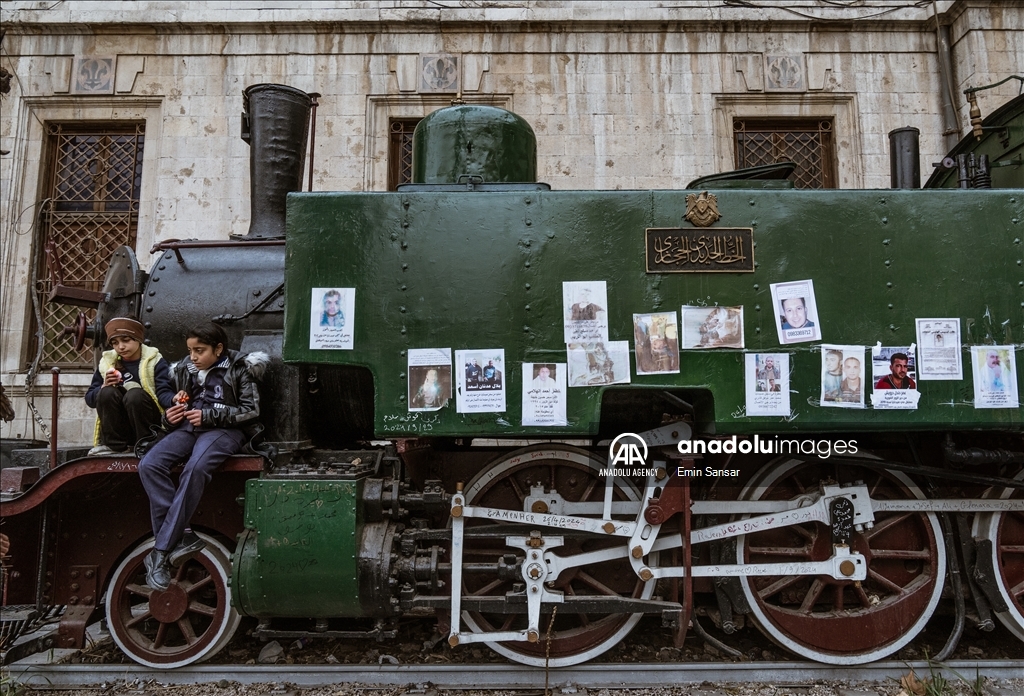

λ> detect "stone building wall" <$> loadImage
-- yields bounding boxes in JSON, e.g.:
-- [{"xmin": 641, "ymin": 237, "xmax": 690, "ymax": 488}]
[{"xmin": 0, "ymin": 0, "xmax": 1021, "ymax": 445}]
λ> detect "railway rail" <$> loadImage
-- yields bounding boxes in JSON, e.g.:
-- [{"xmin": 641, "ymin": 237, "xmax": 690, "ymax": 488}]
[
  {"xmin": 6, "ymin": 614, "xmax": 1024, "ymax": 693},
  {"xmin": 8, "ymin": 660, "xmax": 1024, "ymax": 690}
]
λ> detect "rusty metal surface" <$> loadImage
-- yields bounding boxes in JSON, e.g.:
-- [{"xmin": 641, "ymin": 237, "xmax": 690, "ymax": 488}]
[
  {"xmin": 1, "ymin": 467, "xmax": 39, "ymax": 495},
  {"xmin": 0, "ymin": 456, "xmax": 261, "ymax": 517},
  {"xmin": 56, "ymin": 602, "xmax": 97, "ymax": 649},
  {"xmin": 1, "ymin": 456, "xmax": 259, "ymax": 613}
]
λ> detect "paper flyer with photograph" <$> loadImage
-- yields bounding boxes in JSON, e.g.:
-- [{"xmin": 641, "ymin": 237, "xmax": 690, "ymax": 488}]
[
  {"xmin": 915, "ymin": 318, "xmax": 962, "ymax": 380},
  {"xmin": 563, "ymin": 281, "xmax": 609, "ymax": 343},
  {"xmin": 870, "ymin": 345, "xmax": 920, "ymax": 410},
  {"xmin": 971, "ymin": 346, "xmax": 1019, "ymax": 409},
  {"xmin": 567, "ymin": 342, "xmax": 631, "ymax": 386},
  {"xmin": 632, "ymin": 312, "xmax": 680, "ymax": 375},
  {"xmin": 309, "ymin": 287, "xmax": 355, "ymax": 350},
  {"xmin": 745, "ymin": 353, "xmax": 790, "ymax": 416},
  {"xmin": 455, "ymin": 349, "xmax": 506, "ymax": 413},
  {"xmin": 770, "ymin": 280, "xmax": 821, "ymax": 345},
  {"xmin": 522, "ymin": 363, "xmax": 568, "ymax": 426},
  {"xmin": 408, "ymin": 348, "xmax": 452, "ymax": 412},
  {"xmin": 821, "ymin": 344, "xmax": 866, "ymax": 408},
  {"xmin": 680, "ymin": 305, "xmax": 744, "ymax": 349}
]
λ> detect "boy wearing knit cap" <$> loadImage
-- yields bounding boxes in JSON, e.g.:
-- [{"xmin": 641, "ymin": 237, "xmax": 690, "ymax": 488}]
[{"xmin": 85, "ymin": 318, "xmax": 175, "ymax": 455}]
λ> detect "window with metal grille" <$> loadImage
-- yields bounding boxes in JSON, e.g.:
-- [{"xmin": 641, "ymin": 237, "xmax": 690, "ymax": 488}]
[
  {"xmin": 33, "ymin": 122, "xmax": 145, "ymax": 368},
  {"xmin": 388, "ymin": 118, "xmax": 420, "ymax": 190},
  {"xmin": 733, "ymin": 118, "xmax": 836, "ymax": 189}
]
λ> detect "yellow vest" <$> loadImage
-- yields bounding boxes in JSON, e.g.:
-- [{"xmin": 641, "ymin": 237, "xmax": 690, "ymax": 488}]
[{"xmin": 92, "ymin": 344, "xmax": 166, "ymax": 445}]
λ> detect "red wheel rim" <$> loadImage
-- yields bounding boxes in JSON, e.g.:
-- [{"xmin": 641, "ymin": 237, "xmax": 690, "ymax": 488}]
[
  {"xmin": 995, "ymin": 493, "xmax": 1024, "ymax": 628},
  {"xmin": 460, "ymin": 446, "xmax": 653, "ymax": 665},
  {"xmin": 107, "ymin": 544, "xmax": 232, "ymax": 667},
  {"xmin": 741, "ymin": 460, "xmax": 943, "ymax": 662}
]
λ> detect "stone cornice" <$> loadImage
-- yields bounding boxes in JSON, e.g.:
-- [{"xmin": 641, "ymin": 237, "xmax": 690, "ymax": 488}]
[{"xmin": 6, "ymin": 0, "xmax": 1016, "ymax": 36}]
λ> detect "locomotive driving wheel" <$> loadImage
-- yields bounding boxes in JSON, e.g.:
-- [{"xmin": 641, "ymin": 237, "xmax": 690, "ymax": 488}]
[
  {"xmin": 973, "ymin": 470, "xmax": 1024, "ymax": 641},
  {"xmin": 459, "ymin": 445, "xmax": 657, "ymax": 667},
  {"xmin": 105, "ymin": 533, "xmax": 241, "ymax": 668},
  {"xmin": 736, "ymin": 457, "xmax": 945, "ymax": 664}
]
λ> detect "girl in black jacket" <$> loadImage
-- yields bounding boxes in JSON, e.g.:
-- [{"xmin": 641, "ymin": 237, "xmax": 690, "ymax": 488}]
[{"xmin": 137, "ymin": 322, "xmax": 268, "ymax": 591}]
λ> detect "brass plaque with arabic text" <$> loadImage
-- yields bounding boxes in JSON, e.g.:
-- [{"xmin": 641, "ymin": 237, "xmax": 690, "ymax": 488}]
[{"xmin": 645, "ymin": 227, "xmax": 755, "ymax": 274}]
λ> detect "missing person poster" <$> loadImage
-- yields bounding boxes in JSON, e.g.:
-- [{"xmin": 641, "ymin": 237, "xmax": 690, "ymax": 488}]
[
  {"xmin": 915, "ymin": 318, "xmax": 962, "ymax": 380},
  {"xmin": 745, "ymin": 353, "xmax": 790, "ymax": 416},
  {"xmin": 567, "ymin": 342, "xmax": 631, "ymax": 387},
  {"xmin": 632, "ymin": 312, "xmax": 680, "ymax": 375},
  {"xmin": 821, "ymin": 344, "xmax": 866, "ymax": 408},
  {"xmin": 563, "ymin": 281, "xmax": 609, "ymax": 343},
  {"xmin": 522, "ymin": 363, "xmax": 568, "ymax": 426},
  {"xmin": 456, "ymin": 349, "xmax": 506, "ymax": 413},
  {"xmin": 310, "ymin": 287, "xmax": 355, "ymax": 350},
  {"xmin": 408, "ymin": 348, "xmax": 452, "ymax": 412},
  {"xmin": 770, "ymin": 280, "xmax": 821, "ymax": 345},
  {"xmin": 971, "ymin": 346, "xmax": 1019, "ymax": 409},
  {"xmin": 680, "ymin": 305, "xmax": 744, "ymax": 349},
  {"xmin": 870, "ymin": 345, "xmax": 920, "ymax": 410}
]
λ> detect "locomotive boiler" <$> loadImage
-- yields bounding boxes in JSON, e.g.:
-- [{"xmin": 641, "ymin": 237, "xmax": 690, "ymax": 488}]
[{"xmin": 2, "ymin": 82, "xmax": 1022, "ymax": 671}]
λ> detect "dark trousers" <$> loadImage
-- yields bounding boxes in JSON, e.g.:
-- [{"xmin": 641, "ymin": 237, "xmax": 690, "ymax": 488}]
[
  {"xmin": 138, "ymin": 427, "xmax": 246, "ymax": 552},
  {"xmin": 97, "ymin": 386, "xmax": 161, "ymax": 451}
]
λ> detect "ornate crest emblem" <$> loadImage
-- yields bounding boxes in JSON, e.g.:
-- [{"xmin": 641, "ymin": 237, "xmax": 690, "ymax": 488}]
[
  {"xmin": 684, "ymin": 191, "xmax": 721, "ymax": 227},
  {"xmin": 765, "ymin": 55, "xmax": 805, "ymax": 91},
  {"xmin": 71, "ymin": 57, "xmax": 115, "ymax": 95},
  {"xmin": 419, "ymin": 54, "xmax": 460, "ymax": 93}
]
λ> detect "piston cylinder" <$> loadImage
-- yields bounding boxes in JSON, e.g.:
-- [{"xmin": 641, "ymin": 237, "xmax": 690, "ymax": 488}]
[{"xmin": 233, "ymin": 477, "xmax": 398, "ymax": 618}]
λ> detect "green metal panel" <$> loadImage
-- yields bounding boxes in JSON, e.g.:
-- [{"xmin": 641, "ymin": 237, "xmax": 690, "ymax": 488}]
[
  {"xmin": 233, "ymin": 478, "xmax": 360, "ymax": 617},
  {"xmin": 284, "ymin": 187, "xmax": 1023, "ymax": 437},
  {"xmin": 412, "ymin": 105, "xmax": 537, "ymax": 184}
]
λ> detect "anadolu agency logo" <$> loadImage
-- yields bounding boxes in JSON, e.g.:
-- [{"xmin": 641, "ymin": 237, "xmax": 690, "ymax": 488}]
[{"xmin": 601, "ymin": 433, "xmax": 661, "ymax": 477}]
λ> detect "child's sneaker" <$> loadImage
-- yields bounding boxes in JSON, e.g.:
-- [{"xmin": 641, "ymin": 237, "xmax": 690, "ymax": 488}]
[{"xmin": 169, "ymin": 532, "xmax": 207, "ymax": 567}]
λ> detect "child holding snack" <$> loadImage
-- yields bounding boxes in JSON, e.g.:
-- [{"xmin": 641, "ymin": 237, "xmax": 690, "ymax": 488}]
[
  {"xmin": 85, "ymin": 318, "xmax": 175, "ymax": 455},
  {"xmin": 137, "ymin": 322, "xmax": 267, "ymax": 590}
]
